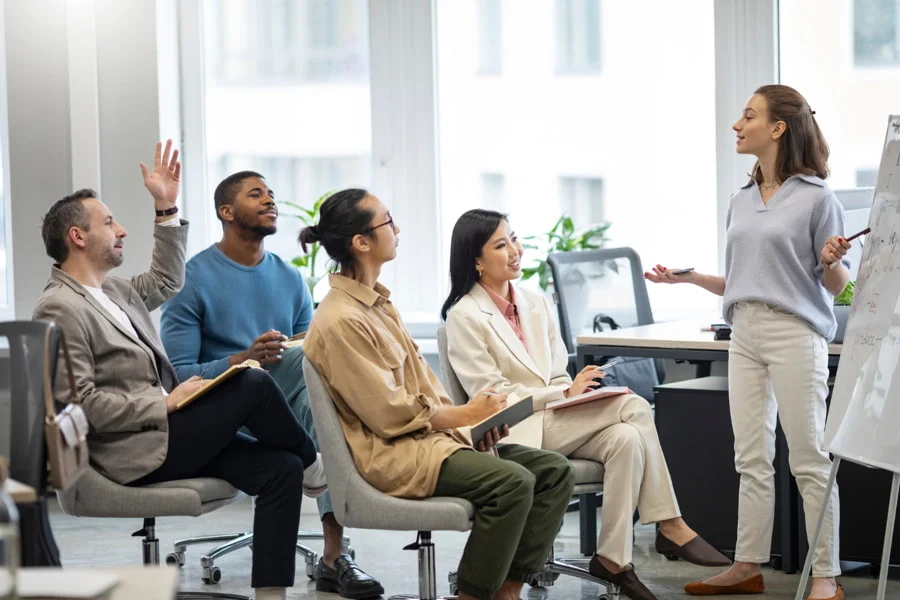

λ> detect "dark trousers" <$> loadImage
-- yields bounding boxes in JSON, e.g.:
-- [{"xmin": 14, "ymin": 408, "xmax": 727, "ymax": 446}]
[
  {"xmin": 433, "ymin": 445, "xmax": 575, "ymax": 600},
  {"xmin": 132, "ymin": 369, "xmax": 316, "ymax": 588}
]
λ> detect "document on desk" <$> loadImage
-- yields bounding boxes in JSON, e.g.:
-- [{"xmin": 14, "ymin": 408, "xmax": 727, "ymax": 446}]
[
  {"xmin": 545, "ymin": 386, "xmax": 631, "ymax": 410},
  {"xmin": 18, "ymin": 569, "xmax": 120, "ymax": 598},
  {"xmin": 175, "ymin": 359, "xmax": 262, "ymax": 411}
]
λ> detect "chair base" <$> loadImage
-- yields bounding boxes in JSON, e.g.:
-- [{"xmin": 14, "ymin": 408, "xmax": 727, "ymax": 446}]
[
  {"xmin": 166, "ymin": 528, "xmax": 352, "ymax": 583},
  {"xmin": 448, "ymin": 549, "xmax": 620, "ymax": 600},
  {"xmin": 135, "ymin": 518, "xmax": 251, "ymax": 600}
]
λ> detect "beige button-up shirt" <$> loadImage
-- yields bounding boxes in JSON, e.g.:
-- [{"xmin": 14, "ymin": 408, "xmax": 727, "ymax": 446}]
[{"xmin": 304, "ymin": 275, "xmax": 471, "ymax": 498}]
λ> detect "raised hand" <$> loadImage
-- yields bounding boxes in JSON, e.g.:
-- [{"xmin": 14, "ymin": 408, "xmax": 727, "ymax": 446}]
[{"xmin": 140, "ymin": 139, "xmax": 181, "ymax": 209}]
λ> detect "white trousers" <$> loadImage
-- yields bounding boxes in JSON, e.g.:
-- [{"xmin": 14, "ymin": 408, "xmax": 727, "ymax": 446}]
[
  {"xmin": 542, "ymin": 393, "xmax": 680, "ymax": 565},
  {"xmin": 729, "ymin": 302, "xmax": 840, "ymax": 576}
]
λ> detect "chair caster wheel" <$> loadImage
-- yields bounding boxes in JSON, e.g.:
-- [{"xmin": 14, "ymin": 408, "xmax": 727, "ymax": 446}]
[
  {"xmin": 165, "ymin": 551, "xmax": 185, "ymax": 567},
  {"xmin": 202, "ymin": 566, "xmax": 222, "ymax": 584},
  {"xmin": 598, "ymin": 594, "xmax": 616, "ymax": 600}
]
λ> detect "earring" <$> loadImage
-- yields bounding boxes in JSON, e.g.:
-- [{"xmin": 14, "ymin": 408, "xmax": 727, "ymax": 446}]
[{"xmin": 476, "ymin": 267, "xmax": 483, "ymax": 278}]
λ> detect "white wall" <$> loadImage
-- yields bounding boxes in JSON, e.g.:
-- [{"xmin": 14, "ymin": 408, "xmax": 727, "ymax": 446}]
[{"xmin": 5, "ymin": 0, "xmax": 181, "ymax": 320}]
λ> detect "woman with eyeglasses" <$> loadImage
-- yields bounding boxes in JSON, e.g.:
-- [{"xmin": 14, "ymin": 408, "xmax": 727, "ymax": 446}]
[
  {"xmin": 302, "ymin": 188, "xmax": 576, "ymax": 600},
  {"xmin": 442, "ymin": 209, "xmax": 730, "ymax": 600}
]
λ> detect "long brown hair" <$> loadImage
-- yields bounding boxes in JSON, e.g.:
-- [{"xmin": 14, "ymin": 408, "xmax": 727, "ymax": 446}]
[{"xmin": 751, "ymin": 84, "xmax": 829, "ymax": 183}]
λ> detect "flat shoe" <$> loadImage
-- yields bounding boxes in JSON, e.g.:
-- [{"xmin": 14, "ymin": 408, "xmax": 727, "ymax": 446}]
[
  {"xmin": 684, "ymin": 574, "xmax": 765, "ymax": 595},
  {"xmin": 588, "ymin": 555, "xmax": 657, "ymax": 600},
  {"xmin": 807, "ymin": 582, "xmax": 844, "ymax": 600},
  {"xmin": 655, "ymin": 531, "xmax": 731, "ymax": 567}
]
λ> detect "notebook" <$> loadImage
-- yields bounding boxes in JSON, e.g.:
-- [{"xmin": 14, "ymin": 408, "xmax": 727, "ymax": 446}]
[
  {"xmin": 175, "ymin": 359, "xmax": 262, "ymax": 411},
  {"xmin": 545, "ymin": 386, "xmax": 631, "ymax": 411},
  {"xmin": 466, "ymin": 394, "xmax": 534, "ymax": 447}
]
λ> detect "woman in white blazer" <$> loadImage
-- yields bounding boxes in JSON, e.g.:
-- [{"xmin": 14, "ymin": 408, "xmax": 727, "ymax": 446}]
[{"xmin": 442, "ymin": 210, "xmax": 729, "ymax": 600}]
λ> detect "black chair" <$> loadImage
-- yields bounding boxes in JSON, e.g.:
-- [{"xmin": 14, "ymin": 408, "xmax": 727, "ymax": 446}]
[
  {"xmin": 547, "ymin": 247, "xmax": 666, "ymax": 395},
  {"xmin": 1, "ymin": 320, "xmax": 63, "ymax": 567}
]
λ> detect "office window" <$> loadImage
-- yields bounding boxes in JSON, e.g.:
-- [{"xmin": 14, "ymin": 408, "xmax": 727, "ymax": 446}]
[
  {"xmin": 854, "ymin": 0, "xmax": 900, "ymax": 66},
  {"xmin": 556, "ymin": 0, "xmax": 602, "ymax": 72},
  {"xmin": 201, "ymin": 0, "xmax": 372, "ymax": 258},
  {"xmin": 206, "ymin": 0, "xmax": 369, "ymax": 83},
  {"xmin": 856, "ymin": 168, "xmax": 878, "ymax": 187},
  {"xmin": 559, "ymin": 176, "xmax": 604, "ymax": 225},
  {"xmin": 437, "ymin": 0, "xmax": 718, "ymax": 320},
  {"xmin": 480, "ymin": 173, "xmax": 506, "ymax": 211},
  {"xmin": 478, "ymin": 0, "xmax": 502, "ymax": 73},
  {"xmin": 0, "ymin": 146, "xmax": 6, "ymax": 311}
]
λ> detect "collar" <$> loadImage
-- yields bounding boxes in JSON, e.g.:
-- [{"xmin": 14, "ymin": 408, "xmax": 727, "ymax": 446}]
[
  {"xmin": 328, "ymin": 273, "xmax": 391, "ymax": 307},
  {"xmin": 50, "ymin": 265, "xmax": 96, "ymax": 297},
  {"xmin": 478, "ymin": 282, "xmax": 517, "ymax": 316},
  {"xmin": 741, "ymin": 173, "xmax": 826, "ymax": 189}
]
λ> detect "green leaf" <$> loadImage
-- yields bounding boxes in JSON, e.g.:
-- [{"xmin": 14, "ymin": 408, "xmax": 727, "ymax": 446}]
[{"xmin": 291, "ymin": 256, "xmax": 310, "ymax": 268}]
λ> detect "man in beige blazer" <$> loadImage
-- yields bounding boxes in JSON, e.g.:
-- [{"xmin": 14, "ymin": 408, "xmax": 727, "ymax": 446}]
[
  {"xmin": 32, "ymin": 141, "xmax": 323, "ymax": 600},
  {"xmin": 443, "ymin": 209, "xmax": 730, "ymax": 600}
]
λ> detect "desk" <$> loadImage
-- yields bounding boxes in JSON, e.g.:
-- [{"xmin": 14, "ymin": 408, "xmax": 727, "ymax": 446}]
[
  {"xmin": 576, "ymin": 318, "xmax": 842, "ymax": 373},
  {"xmin": 19, "ymin": 566, "xmax": 178, "ymax": 600}
]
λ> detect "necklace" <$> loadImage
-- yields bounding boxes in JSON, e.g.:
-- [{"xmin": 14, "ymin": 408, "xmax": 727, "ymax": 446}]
[{"xmin": 760, "ymin": 180, "xmax": 781, "ymax": 192}]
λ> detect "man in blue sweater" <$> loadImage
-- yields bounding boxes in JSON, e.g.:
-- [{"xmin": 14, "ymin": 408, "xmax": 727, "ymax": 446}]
[{"xmin": 160, "ymin": 171, "xmax": 383, "ymax": 599}]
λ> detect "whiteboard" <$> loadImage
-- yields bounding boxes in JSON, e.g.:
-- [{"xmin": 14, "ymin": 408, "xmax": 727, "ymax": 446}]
[{"xmin": 824, "ymin": 115, "xmax": 900, "ymax": 473}]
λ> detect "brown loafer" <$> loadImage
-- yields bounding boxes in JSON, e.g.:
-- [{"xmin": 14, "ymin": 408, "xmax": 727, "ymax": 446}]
[
  {"xmin": 807, "ymin": 582, "xmax": 844, "ymax": 600},
  {"xmin": 588, "ymin": 555, "xmax": 657, "ymax": 600},
  {"xmin": 655, "ymin": 531, "xmax": 732, "ymax": 567},
  {"xmin": 684, "ymin": 574, "xmax": 765, "ymax": 595}
]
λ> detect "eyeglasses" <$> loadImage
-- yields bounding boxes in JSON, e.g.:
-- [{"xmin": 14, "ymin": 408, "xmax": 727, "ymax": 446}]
[{"xmin": 363, "ymin": 213, "xmax": 395, "ymax": 233}]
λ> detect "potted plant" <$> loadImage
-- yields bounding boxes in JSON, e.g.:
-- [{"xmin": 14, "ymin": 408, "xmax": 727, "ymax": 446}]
[
  {"xmin": 282, "ymin": 191, "xmax": 333, "ymax": 300},
  {"xmin": 521, "ymin": 215, "xmax": 612, "ymax": 338},
  {"xmin": 520, "ymin": 215, "xmax": 613, "ymax": 291},
  {"xmin": 833, "ymin": 280, "xmax": 854, "ymax": 342}
]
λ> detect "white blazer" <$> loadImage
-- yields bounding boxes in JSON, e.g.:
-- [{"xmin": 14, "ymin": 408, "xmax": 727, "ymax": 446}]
[{"xmin": 445, "ymin": 283, "xmax": 572, "ymax": 448}]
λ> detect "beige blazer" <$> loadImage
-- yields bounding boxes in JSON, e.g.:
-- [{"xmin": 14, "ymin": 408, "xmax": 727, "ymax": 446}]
[
  {"xmin": 445, "ymin": 284, "xmax": 572, "ymax": 448},
  {"xmin": 32, "ymin": 223, "xmax": 188, "ymax": 484}
]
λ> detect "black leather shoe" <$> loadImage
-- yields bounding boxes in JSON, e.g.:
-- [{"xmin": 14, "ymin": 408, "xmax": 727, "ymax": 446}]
[
  {"xmin": 655, "ymin": 531, "xmax": 731, "ymax": 567},
  {"xmin": 588, "ymin": 555, "xmax": 657, "ymax": 600},
  {"xmin": 315, "ymin": 555, "xmax": 384, "ymax": 599}
]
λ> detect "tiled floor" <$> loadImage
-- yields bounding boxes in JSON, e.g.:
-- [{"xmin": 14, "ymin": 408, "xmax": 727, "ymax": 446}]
[{"xmin": 48, "ymin": 497, "xmax": 897, "ymax": 599}]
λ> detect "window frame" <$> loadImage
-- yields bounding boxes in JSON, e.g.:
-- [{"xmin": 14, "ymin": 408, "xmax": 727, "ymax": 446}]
[{"xmin": 0, "ymin": 3, "xmax": 12, "ymax": 321}]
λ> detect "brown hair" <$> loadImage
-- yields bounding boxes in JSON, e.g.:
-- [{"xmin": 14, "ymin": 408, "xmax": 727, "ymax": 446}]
[
  {"xmin": 41, "ymin": 189, "xmax": 96, "ymax": 264},
  {"xmin": 751, "ymin": 84, "xmax": 829, "ymax": 183}
]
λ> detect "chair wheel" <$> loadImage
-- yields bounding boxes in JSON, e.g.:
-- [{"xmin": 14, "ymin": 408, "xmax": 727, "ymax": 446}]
[
  {"xmin": 306, "ymin": 556, "xmax": 317, "ymax": 580},
  {"xmin": 165, "ymin": 552, "xmax": 185, "ymax": 567},
  {"xmin": 529, "ymin": 571, "xmax": 560, "ymax": 588},
  {"xmin": 598, "ymin": 594, "xmax": 616, "ymax": 600},
  {"xmin": 347, "ymin": 546, "xmax": 356, "ymax": 560},
  {"xmin": 202, "ymin": 566, "xmax": 222, "ymax": 584},
  {"xmin": 449, "ymin": 583, "xmax": 459, "ymax": 595}
]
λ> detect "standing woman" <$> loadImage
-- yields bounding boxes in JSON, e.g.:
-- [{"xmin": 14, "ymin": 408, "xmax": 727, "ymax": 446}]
[{"xmin": 646, "ymin": 84, "xmax": 851, "ymax": 600}]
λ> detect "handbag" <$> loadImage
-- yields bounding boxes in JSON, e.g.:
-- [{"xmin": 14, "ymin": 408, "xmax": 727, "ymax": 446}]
[
  {"xmin": 592, "ymin": 313, "xmax": 661, "ymax": 401},
  {"xmin": 42, "ymin": 327, "xmax": 89, "ymax": 489}
]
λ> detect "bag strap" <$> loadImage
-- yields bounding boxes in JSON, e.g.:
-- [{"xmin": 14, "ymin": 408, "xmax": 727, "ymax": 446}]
[{"xmin": 43, "ymin": 325, "xmax": 79, "ymax": 421}]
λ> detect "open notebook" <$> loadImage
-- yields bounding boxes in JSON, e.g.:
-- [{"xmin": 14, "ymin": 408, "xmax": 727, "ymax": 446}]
[
  {"xmin": 545, "ymin": 386, "xmax": 631, "ymax": 411},
  {"xmin": 175, "ymin": 359, "xmax": 262, "ymax": 411}
]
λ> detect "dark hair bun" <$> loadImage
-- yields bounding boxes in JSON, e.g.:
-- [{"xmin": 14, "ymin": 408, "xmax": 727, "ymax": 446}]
[{"xmin": 298, "ymin": 225, "xmax": 319, "ymax": 251}]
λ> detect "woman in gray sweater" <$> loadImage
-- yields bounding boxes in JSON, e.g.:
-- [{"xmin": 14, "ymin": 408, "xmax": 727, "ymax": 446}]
[{"xmin": 646, "ymin": 84, "xmax": 852, "ymax": 600}]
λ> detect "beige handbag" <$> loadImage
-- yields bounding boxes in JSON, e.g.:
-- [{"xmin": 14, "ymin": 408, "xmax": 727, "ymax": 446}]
[{"xmin": 42, "ymin": 327, "xmax": 89, "ymax": 489}]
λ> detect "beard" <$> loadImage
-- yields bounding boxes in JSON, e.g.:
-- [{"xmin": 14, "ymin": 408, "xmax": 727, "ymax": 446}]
[
  {"xmin": 89, "ymin": 242, "xmax": 123, "ymax": 269},
  {"xmin": 233, "ymin": 210, "xmax": 277, "ymax": 238}
]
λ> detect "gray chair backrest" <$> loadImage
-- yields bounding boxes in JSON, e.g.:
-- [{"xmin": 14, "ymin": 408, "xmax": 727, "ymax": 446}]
[
  {"xmin": 302, "ymin": 358, "xmax": 357, "ymax": 524},
  {"xmin": 547, "ymin": 247, "xmax": 653, "ymax": 355},
  {"xmin": 0, "ymin": 320, "xmax": 60, "ymax": 491},
  {"xmin": 303, "ymin": 357, "xmax": 474, "ymax": 532},
  {"xmin": 436, "ymin": 326, "xmax": 468, "ymax": 406}
]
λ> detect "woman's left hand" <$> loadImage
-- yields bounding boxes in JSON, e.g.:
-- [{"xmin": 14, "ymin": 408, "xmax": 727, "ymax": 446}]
[{"xmin": 821, "ymin": 235, "xmax": 851, "ymax": 268}]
